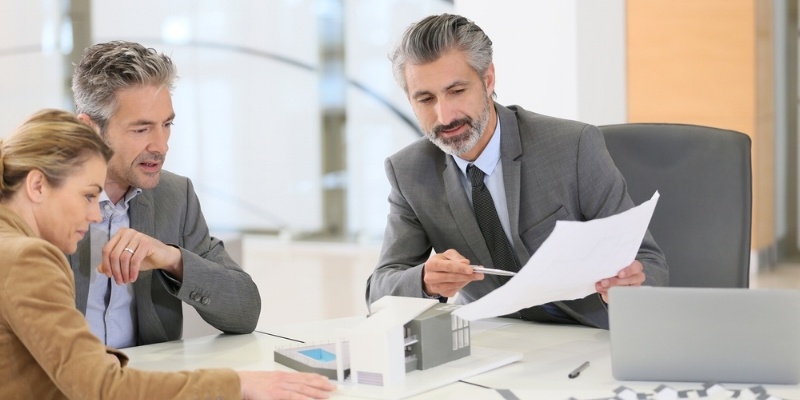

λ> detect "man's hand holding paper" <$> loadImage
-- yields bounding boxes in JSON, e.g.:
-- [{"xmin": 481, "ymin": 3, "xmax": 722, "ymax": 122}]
[
  {"xmin": 596, "ymin": 259, "xmax": 646, "ymax": 303},
  {"xmin": 453, "ymin": 191, "xmax": 660, "ymax": 321}
]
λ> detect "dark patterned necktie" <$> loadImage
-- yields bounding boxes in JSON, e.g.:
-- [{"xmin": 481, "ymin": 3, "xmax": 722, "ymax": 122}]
[
  {"xmin": 468, "ymin": 164, "xmax": 519, "ymax": 283},
  {"xmin": 468, "ymin": 164, "xmax": 565, "ymax": 323}
]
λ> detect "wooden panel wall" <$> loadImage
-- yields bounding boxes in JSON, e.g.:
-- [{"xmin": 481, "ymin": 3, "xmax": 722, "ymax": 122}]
[{"xmin": 627, "ymin": 0, "xmax": 774, "ymax": 253}]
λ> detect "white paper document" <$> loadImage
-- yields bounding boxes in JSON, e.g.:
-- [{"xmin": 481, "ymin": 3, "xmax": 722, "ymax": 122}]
[{"xmin": 453, "ymin": 191, "xmax": 660, "ymax": 321}]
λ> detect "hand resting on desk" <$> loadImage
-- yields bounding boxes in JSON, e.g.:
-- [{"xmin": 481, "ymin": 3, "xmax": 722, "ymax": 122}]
[{"xmin": 238, "ymin": 371, "xmax": 335, "ymax": 399}]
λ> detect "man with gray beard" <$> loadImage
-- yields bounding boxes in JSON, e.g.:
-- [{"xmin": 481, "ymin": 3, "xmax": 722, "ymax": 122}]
[{"xmin": 366, "ymin": 14, "xmax": 668, "ymax": 329}]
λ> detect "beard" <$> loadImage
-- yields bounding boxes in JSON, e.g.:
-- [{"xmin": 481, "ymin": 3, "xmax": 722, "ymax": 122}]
[{"xmin": 423, "ymin": 97, "xmax": 491, "ymax": 157}]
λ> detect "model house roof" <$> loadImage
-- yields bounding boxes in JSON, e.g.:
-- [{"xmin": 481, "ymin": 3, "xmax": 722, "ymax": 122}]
[{"xmin": 358, "ymin": 296, "xmax": 439, "ymax": 333}]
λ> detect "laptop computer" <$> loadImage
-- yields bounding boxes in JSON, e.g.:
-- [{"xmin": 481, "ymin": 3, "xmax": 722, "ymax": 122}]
[{"xmin": 609, "ymin": 286, "xmax": 800, "ymax": 384}]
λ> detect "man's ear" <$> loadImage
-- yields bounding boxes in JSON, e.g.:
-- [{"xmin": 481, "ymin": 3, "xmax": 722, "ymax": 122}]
[
  {"xmin": 25, "ymin": 169, "xmax": 48, "ymax": 204},
  {"xmin": 483, "ymin": 62, "xmax": 496, "ymax": 96},
  {"xmin": 77, "ymin": 113, "xmax": 101, "ymax": 134}
]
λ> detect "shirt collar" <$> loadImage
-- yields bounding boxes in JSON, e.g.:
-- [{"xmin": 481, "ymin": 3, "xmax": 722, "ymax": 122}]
[
  {"xmin": 454, "ymin": 112, "xmax": 502, "ymax": 177},
  {"xmin": 100, "ymin": 186, "xmax": 143, "ymax": 207}
]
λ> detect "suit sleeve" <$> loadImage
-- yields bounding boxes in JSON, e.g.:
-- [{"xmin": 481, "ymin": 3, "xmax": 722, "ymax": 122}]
[
  {"xmin": 556, "ymin": 125, "xmax": 669, "ymax": 329},
  {"xmin": 575, "ymin": 125, "xmax": 668, "ymax": 286},
  {"xmin": 1, "ymin": 243, "xmax": 240, "ymax": 399},
  {"xmin": 160, "ymin": 178, "xmax": 261, "ymax": 334},
  {"xmin": 365, "ymin": 157, "xmax": 435, "ymax": 307}
]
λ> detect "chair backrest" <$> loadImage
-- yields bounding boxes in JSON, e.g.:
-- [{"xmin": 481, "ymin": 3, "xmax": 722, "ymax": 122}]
[{"xmin": 599, "ymin": 123, "xmax": 752, "ymax": 288}]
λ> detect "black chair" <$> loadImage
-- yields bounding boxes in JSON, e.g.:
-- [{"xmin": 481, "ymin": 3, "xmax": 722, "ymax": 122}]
[{"xmin": 600, "ymin": 123, "xmax": 752, "ymax": 288}]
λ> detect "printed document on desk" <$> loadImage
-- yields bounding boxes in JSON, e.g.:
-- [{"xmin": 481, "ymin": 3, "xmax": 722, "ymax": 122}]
[{"xmin": 454, "ymin": 191, "xmax": 659, "ymax": 321}]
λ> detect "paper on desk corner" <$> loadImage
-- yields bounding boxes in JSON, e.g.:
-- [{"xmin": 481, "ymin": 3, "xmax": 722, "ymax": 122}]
[{"xmin": 453, "ymin": 191, "xmax": 660, "ymax": 321}]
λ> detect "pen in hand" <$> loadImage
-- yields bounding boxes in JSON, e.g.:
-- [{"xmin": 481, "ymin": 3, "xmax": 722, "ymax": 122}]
[
  {"xmin": 470, "ymin": 265, "xmax": 517, "ymax": 276},
  {"xmin": 568, "ymin": 361, "xmax": 590, "ymax": 379}
]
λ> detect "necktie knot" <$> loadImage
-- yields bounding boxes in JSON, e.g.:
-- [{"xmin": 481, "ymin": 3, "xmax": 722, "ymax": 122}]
[{"xmin": 468, "ymin": 164, "xmax": 485, "ymax": 189}]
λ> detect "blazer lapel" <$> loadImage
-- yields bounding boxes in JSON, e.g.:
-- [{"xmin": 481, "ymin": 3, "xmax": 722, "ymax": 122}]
[
  {"xmin": 497, "ymin": 105, "xmax": 530, "ymax": 264},
  {"xmin": 69, "ymin": 235, "xmax": 92, "ymax": 313},
  {"xmin": 443, "ymin": 154, "xmax": 495, "ymax": 268},
  {"xmin": 129, "ymin": 191, "xmax": 154, "ymax": 237},
  {"xmin": 129, "ymin": 192, "xmax": 155, "ymax": 301},
  {"xmin": 128, "ymin": 191, "xmax": 167, "ymax": 343}
]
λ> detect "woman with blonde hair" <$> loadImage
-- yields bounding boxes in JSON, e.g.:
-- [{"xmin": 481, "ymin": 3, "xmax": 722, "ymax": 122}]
[{"xmin": 0, "ymin": 109, "xmax": 334, "ymax": 399}]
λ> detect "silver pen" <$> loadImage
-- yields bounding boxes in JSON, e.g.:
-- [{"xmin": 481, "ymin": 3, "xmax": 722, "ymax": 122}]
[{"xmin": 470, "ymin": 265, "xmax": 517, "ymax": 277}]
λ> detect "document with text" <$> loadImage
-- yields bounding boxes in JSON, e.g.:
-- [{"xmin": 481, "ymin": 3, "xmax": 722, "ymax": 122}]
[{"xmin": 453, "ymin": 191, "xmax": 660, "ymax": 321}]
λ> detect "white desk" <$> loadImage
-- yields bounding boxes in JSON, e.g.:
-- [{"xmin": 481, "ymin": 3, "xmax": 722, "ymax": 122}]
[{"xmin": 124, "ymin": 317, "xmax": 800, "ymax": 399}]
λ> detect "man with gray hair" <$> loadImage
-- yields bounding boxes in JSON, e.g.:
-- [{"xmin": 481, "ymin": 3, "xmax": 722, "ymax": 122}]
[
  {"xmin": 366, "ymin": 14, "xmax": 668, "ymax": 329},
  {"xmin": 70, "ymin": 41, "xmax": 261, "ymax": 346}
]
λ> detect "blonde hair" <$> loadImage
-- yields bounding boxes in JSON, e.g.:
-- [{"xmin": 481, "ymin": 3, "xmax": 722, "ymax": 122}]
[{"xmin": 0, "ymin": 109, "xmax": 113, "ymax": 200}]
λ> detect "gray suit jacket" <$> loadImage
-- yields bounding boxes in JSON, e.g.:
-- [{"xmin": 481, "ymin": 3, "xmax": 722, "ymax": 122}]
[
  {"xmin": 366, "ymin": 104, "xmax": 668, "ymax": 329},
  {"xmin": 68, "ymin": 171, "xmax": 261, "ymax": 345}
]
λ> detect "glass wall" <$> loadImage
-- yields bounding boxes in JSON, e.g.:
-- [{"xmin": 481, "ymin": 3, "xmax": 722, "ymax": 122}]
[
  {"xmin": 344, "ymin": 0, "xmax": 454, "ymax": 241},
  {"xmin": 0, "ymin": 1, "xmax": 68, "ymax": 133},
  {"xmin": 0, "ymin": 0, "xmax": 454, "ymax": 243}
]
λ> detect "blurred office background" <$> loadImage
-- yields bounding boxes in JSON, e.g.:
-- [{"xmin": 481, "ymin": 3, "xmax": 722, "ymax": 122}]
[{"xmin": 1, "ymin": 0, "xmax": 799, "ymax": 333}]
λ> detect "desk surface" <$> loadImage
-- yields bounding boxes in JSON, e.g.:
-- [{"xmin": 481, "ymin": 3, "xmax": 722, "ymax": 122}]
[{"xmin": 123, "ymin": 317, "xmax": 800, "ymax": 399}]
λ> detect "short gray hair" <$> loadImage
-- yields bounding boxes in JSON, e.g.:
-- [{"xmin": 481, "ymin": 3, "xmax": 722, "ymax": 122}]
[
  {"xmin": 390, "ymin": 14, "xmax": 493, "ymax": 93},
  {"xmin": 71, "ymin": 41, "xmax": 177, "ymax": 134}
]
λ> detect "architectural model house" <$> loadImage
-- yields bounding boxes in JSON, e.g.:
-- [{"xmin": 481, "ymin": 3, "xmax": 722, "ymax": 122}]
[
  {"xmin": 273, "ymin": 341, "xmax": 346, "ymax": 380},
  {"xmin": 405, "ymin": 302, "xmax": 470, "ymax": 371},
  {"xmin": 273, "ymin": 296, "xmax": 471, "ymax": 387}
]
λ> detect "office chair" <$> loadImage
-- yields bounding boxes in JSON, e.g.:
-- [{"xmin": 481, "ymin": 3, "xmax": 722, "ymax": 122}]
[{"xmin": 599, "ymin": 123, "xmax": 752, "ymax": 288}]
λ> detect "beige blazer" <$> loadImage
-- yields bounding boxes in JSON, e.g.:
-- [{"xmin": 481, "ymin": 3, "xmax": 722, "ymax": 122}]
[{"xmin": 0, "ymin": 204, "xmax": 241, "ymax": 399}]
